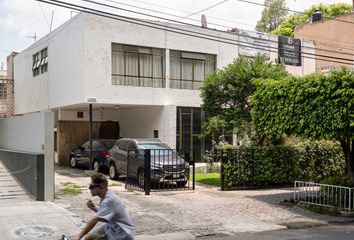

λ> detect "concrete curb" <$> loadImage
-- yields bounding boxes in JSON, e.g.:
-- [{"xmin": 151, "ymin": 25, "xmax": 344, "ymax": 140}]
[{"xmin": 136, "ymin": 232, "xmax": 196, "ymax": 240}]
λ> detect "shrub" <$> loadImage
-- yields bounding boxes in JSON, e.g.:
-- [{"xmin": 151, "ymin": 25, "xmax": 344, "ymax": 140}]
[{"xmin": 221, "ymin": 140, "xmax": 345, "ymax": 189}]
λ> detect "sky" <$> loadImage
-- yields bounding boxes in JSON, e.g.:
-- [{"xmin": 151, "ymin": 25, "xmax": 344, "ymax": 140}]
[{"xmin": 0, "ymin": 0, "xmax": 352, "ymax": 69}]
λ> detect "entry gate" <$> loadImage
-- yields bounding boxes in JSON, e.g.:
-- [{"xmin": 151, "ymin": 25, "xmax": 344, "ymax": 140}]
[{"xmin": 125, "ymin": 149, "xmax": 195, "ymax": 194}]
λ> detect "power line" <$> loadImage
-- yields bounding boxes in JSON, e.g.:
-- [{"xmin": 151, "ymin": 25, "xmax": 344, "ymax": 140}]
[
  {"xmin": 175, "ymin": 0, "xmax": 229, "ymax": 21},
  {"xmin": 78, "ymin": 0, "xmax": 354, "ymax": 59},
  {"xmin": 231, "ymin": 0, "xmax": 354, "ymax": 25},
  {"xmin": 33, "ymin": 0, "xmax": 354, "ymax": 65},
  {"xmin": 104, "ymin": 0, "xmax": 354, "ymax": 51},
  {"xmin": 125, "ymin": 0, "xmax": 255, "ymax": 28},
  {"xmin": 100, "ymin": 0, "xmax": 241, "ymax": 30}
]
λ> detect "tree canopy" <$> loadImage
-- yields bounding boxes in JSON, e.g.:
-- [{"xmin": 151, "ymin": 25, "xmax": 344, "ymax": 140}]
[
  {"xmin": 255, "ymin": 0, "xmax": 289, "ymax": 33},
  {"xmin": 272, "ymin": 3, "xmax": 352, "ymax": 37},
  {"xmin": 200, "ymin": 55, "xmax": 288, "ymax": 142},
  {"xmin": 251, "ymin": 67, "xmax": 354, "ymax": 182}
]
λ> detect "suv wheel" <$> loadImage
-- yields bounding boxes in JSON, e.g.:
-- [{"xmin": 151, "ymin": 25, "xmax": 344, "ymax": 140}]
[
  {"xmin": 176, "ymin": 180, "xmax": 188, "ymax": 188},
  {"xmin": 70, "ymin": 156, "xmax": 77, "ymax": 168},
  {"xmin": 109, "ymin": 163, "xmax": 119, "ymax": 180},
  {"xmin": 93, "ymin": 160, "xmax": 99, "ymax": 172}
]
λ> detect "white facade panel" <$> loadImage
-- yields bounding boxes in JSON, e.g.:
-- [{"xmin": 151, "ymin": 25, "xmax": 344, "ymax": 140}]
[{"xmin": 14, "ymin": 15, "xmax": 86, "ymax": 115}]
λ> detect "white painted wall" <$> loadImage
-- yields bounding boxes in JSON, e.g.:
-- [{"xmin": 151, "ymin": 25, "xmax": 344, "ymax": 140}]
[
  {"xmin": 14, "ymin": 15, "xmax": 85, "ymax": 115},
  {"xmin": 0, "ymin": 112, "xmax": 54, "ymax": 201},
  {"xmin": 0, "ymin": 112, "xmax": 50, "ymax": 153},
  {"xmin": 15, "ymin": 13, "xmax": 315, "ymax": 114},
  {"xmin": 118, "ymin": 106, "xmax": 165, "ymax": 140},
  {"xmin": 58, "ymin": 108, "xmax": 120, "ymax": 121}
]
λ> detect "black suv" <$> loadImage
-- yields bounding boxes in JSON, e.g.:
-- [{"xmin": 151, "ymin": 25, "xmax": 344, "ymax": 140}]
[{"xmin": 108, "ymin": 138, "xmax": 189, "ymax": 187}]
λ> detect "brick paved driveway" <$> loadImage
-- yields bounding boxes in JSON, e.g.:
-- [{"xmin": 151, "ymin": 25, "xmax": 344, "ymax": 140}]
[{"xmin": 54, "ymin": 166, "xmax": 349, "ymax": 239}]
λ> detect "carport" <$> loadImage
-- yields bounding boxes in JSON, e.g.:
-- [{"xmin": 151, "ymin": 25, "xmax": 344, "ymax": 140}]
[{"xmin": 54, "ymin": 103, "xmax": 177, "ymax": 167}]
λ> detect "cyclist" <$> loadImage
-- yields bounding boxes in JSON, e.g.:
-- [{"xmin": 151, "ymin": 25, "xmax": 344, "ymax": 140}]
[{"xmin": 72, "ymin": 173, "xmax": 135, "ymax": 240}]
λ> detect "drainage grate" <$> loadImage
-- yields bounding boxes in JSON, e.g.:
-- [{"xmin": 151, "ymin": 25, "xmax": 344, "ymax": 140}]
[{"xmin": 15, "ymin": 225, "xmax": 56, "ymax": 237}]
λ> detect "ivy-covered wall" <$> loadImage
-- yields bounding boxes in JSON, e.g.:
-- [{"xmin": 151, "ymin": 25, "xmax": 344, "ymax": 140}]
[{"xmin": 221, "ymin": 141, "xmax": 345, "ymax": 190}]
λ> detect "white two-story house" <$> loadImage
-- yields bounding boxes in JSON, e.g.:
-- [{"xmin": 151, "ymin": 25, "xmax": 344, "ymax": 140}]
[{"xmin": 14, "ymin": 13, "xmax": 315, "ymax": 165}]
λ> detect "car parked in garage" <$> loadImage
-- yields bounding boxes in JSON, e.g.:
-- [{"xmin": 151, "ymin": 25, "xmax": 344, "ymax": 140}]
[
  {"xmin": 108, "ymin": 138, "xmax": 189, "ymax": 187},
  {"xmin": 69, "ymin": 139, "xmax": 116, "ymax": 172}
]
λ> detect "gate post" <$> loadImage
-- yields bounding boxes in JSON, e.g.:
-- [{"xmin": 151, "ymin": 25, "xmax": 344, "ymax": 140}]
[
  {"xmin": 220, "ymin": 149, "xmax": 225, "ymax": 191},
  {"xmin": 144, "ymin": 150, "xmax": 151, "ymax": 195}
]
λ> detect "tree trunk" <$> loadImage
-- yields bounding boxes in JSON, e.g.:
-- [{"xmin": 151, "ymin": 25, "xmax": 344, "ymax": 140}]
[{"xmin": 340, "ymin": 139, "xmax": 354, "ymax": 184}]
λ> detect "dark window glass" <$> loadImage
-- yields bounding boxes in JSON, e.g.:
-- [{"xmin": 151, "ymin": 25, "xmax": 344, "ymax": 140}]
[{"xmin": 118, "ymin": 141, "xmax": 128, "ymax": 151}]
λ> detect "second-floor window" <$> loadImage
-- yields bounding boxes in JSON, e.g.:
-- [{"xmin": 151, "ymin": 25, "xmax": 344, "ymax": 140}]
[
  {"xmin": 112, "ymin": 43, "xmax": 165, "ymax": 88},
  {"xmin": 32, "ymin": 47, "xmax": 48, "ymax": 77},
  {"xmin": 170, "ymin": 50, "xmax": 216, "ymax": 90}
]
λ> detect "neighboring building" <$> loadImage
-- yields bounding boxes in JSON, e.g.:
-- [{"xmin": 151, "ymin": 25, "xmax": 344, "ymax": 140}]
[
  {"xmin": 14, "ymin": 13, "xmax": 315, "ymax": 165},
  {"xmin": 0, "ymin": 52, "xmax": 16, "ymax": 118},
  {"xmin": 295, "ymin": 12, "xmax": 354, "ymax": 74}
]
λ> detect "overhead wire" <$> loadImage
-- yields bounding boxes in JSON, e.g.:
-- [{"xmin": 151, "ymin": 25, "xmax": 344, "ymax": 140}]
[
  {"xmin": 100, "ymin": 0, "xmax": 241, "ymax": 30},
  {"xmin": 79, "ymin": 0, "xmax": 354, "ymax": 59},
  {"xmin": 175, "ymin": 0, "xmax": 229, "ymax": 21},
  {"xmin": 105, "ymin": 0, "xmax": 354, "ymax": 51},
  {"xmin": 124, "ymin": 0, "xmax": 255, "ymax": 28},
  {"xmin": 231, "ymin": 0, "xmax": 354, "ymax": 25},
  {"xmin": 33, "ymin": 0, "xmax": 354, "ymax": 65},
  {"xmin": 97, "ymin": 0, "xmax": 354, "ymax": 57}
]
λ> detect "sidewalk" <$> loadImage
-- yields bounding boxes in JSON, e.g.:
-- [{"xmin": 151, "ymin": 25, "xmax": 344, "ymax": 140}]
[{"xmin": 0, "ymin": 161, "xmax": 82, "ymax": 240}]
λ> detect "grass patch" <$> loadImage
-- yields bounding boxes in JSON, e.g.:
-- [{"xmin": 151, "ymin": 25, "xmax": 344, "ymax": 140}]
[
  {"xmin": 60, "ymin": 182, "xmax": 83, "ymax": 196},
  {"xmin": 194, "ymin": 172, "xmax": 220, "ymax": 187},
  {"xmin": 109, "ymin": 182, "xmax": 122, "ymax": 187}
]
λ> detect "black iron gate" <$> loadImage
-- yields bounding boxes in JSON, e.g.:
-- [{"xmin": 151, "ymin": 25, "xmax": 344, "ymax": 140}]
[{"xmin": 125, "ymin": 149, "xmax": 195, "ymax": 195}]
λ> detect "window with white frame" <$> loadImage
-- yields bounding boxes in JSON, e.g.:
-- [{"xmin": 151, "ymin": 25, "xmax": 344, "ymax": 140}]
[
  {"xmin": 111, "ymin": 43, "xmax": 165, "ymax": 88},
  {"xmin": 32, "ymin": 47, "xmax": 48, "ymax": 77},
  {"xmin": 32, "ymin": 52, "xmax": 40, "ymax": 76},
  {"xmin": 40, "ymin": 48, "xmax": 48, "ymax": 73},
  {"xmin": 170, "ymin": 50, "xmax": 216, "ymax": 90}
]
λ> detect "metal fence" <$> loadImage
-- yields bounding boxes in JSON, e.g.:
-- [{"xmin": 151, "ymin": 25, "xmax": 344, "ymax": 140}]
[
  {"xmin": 125, "ymin": 149, "xmax": 195, "ymax": 195},
  {"xmin": 294, "ymin": 181, "xmax": 354, "ymax": 212},
  {"xmin": 0, "ymin": 79, "xmax": 14, "ymax": 118}
]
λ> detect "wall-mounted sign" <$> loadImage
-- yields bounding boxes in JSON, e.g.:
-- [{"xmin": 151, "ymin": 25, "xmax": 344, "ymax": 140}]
[
  {"xmin": 278, "ymin": 36, "xmax": 302, "ymax": 66},
  {"xmin": 238, "ymin": 29, "xmax": 270, "ymax": 58}
]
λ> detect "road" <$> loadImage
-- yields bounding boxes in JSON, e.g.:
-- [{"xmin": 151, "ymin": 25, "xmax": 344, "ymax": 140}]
[{"xmin": 200, "ymin": 223, "xmax": 354, "ymax": 240}]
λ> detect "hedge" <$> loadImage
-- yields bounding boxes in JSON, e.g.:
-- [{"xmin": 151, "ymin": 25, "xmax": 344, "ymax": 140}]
[{"xmin": 221, "ymin": 141, "xmax": 345, "ymax": 189}]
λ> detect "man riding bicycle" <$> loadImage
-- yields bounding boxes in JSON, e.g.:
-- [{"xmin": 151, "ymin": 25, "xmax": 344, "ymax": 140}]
[{"xmin": 71, "ymin": 173, "xmax": 135, "ymax": 240}]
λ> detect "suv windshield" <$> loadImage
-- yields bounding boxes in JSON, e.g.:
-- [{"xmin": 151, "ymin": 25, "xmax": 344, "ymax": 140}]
[{"xmin": 102, "ymin": 140, "xmax": 116, "ymax": 148}]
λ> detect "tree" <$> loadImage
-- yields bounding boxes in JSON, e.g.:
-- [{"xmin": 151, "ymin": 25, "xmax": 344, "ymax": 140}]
[
  {"xmin": 200, "ymin": 55, "xmax": 288, "ymax": 145},
  {"xmin": 256, "ymin": 0, "xmax": 289, "ymax": 33},
  {"xmin": 272, "ymin": 3, "xmax": 352, "ymax": 36},
  {"xmin": 251, "ymin": 67, "xmax": 354, "ymax": 183}
]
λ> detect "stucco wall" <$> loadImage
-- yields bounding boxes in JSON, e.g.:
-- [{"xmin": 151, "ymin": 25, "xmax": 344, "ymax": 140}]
[
  {"xmin": 14, "ymin": 15, "xmax": 85, "ymax": 115},
  {"xmin": 0, "ymin": 112, "xmax": 54, "ymax": 201},
  {"xmin": 15, "ymin": 13, "xmax": 315, "ymax": 115},
  {"xmin": 295, "ymin": 13, "xmax": 354, "ymax": 73}
]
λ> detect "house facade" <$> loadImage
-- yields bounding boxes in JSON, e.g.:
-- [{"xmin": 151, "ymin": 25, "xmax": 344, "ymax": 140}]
[
  {"xmin": 14, "ymin": 13, "xmax": 315, "ymax": 165},
  {"xmin": 295, "ymin": 13, "xmax": 354, "ymax": 74}
]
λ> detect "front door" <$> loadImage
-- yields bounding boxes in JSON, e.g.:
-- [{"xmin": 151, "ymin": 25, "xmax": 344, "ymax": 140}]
[{"xmin": 176, "ymin": 107, "xmax": 203, "ymax": 162}]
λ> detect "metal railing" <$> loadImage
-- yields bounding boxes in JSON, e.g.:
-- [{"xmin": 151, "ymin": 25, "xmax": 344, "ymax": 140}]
[
  {"xmin": 125, "ymin": 149, "xmax": 195, "ymax": 195},
  {"xmin": 294, "ymin": 181, "xmax": 354, "ymax": 212}
]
